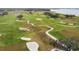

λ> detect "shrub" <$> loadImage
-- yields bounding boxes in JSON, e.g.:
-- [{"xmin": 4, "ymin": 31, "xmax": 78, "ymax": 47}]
[
  {"xmin": 3, "ymin": 11, "xmax": 8, "ymax": 15},
  {"xmin": 56, "ymin": 38, "xmax": 79, "ymax": 51},
  {"xmin": 17, "ymin": 15, "xmax": 23, "ymax": 20}
]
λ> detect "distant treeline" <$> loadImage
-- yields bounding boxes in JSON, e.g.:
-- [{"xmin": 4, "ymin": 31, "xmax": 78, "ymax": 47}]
[
  {"xmin": 24, "ymin": 8, "xmax": 50, "ymax": 11},
  {"xmin": 0, "ymin": 9, "xmax": 77, "ymax": 18},
  {"xmin": 44, "ymin": 12, "xmax": 76, "ymax": 18},
  {"xmin": 0, "ymin": 8, "xmax": 50, "ymax": 11}
]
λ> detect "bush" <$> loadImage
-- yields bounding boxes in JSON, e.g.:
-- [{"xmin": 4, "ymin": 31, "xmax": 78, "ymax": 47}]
[
  {"xmin": 56, "ymin": 38, "xmax": 79, "ymax": 51},
  {"xmin": 3, "ymin": 11, "xmax": 8, "ymax": 15},
  {"xmin": 17, "ymin": 15, "xmax": 23, "ymax": 20},
  {"xmin": 64, "ymin": 14, "xmax": 76, "ymax": 18},
  {"xmin": 44, "ymin": 12, "xmax": 58, "ymax": 18},
  {"xmin": 44, "ymin": 12, "xmax": 65, "ymax": 19}
]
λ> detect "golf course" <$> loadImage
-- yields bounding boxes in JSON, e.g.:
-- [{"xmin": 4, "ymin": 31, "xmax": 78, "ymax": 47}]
[{"xmin": 0, "ymin": 9, "xmax": 79, "ymax": 51}]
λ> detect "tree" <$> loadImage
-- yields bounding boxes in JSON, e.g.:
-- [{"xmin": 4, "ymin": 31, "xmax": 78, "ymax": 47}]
[
  {"xmin": 2, "ymin": 11, "xmax": 8, "ymax": 15},
  {"xmin": 64, "ymin": 14, "xmax": 76, "ymax": 18},
  {"xmin": 44, "ymin": 12, "xmax": 58, "ymax": 18},
  {"xmin": 44, "ymin": 12, "xmax": 65, "ymax": 19},
  {"xmin": 17, "ymin": 15, "xmax": 23, "ymax": 20}
]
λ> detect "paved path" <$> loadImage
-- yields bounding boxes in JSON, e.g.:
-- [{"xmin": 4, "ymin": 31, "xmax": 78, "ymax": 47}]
[
  {"xmin": 45, "ymin": 26, "xmax": 58, "ymax": 41},
  {"xmin": 37, "ymin": 25, "xmax": 58, "ymax": 40}
]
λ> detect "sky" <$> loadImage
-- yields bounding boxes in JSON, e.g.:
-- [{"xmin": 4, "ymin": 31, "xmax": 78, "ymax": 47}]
[{"xmin": 53, "ymin": 8, "xmax": 79, "ymax": 16}]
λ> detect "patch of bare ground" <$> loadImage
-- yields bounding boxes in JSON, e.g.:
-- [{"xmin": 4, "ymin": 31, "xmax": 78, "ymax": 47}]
[
  {"xmin": 60, "ymin": 28, "xmax": 79, "ymax": 40},
  {"xmin": 0, "ymin": 42, "xmax": 28, "ymax": 51},
  {"xmin": 30, "ymin": 26, "xmax": 54, "ymax": 51},
  {"xmin": 20, "ymin": 22, "xmax": 54, "ymax": 51},
  {"xmin": 63, "ymin": 19, "xmax": 78, "ymax": 23}
]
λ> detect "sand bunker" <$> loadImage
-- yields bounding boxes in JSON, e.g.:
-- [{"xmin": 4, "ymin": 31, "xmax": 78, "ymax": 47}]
[
  {"xmin": 36, "ymin": 18, "xmax": 42, "ymax": 21},
  {"xmin": 26, "ymin": 42, "xmax": 39, "ymax": 51}
]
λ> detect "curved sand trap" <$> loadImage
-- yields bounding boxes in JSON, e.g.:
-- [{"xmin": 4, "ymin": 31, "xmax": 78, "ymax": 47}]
[
  {"xmin": 36, "ymin": 18, "xmax": 42, "ymax": 21},
  {"xmin": 19, "ymin": 27, "xmax": 30, "ymax": 31},
  {"xmin": 20, "ymin": 37, "xmax": 31, "ymax": 41},
  {"xmin": 16, "ymin": 20, "xmax": 24, "ymax": 22},
  {"xmin": 26, "ymin": 42, "xmax": 39, "ymax": 51}
]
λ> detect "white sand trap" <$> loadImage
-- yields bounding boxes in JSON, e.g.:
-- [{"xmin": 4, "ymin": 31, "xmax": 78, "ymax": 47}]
[
  {"xmin": 68, "ymin": 23, "xmax": 74, "ymax": 26},
  {"xmin": 26, "ymin": 42, "xmax": 39, "ymax": 51},
  {"xmin": 30, "ymin": 23, "xmax": 35, "ymax": 26},
  {"xmin": 0, "ymin": 34, "xmax": 2, "ymax": 37},
  {"xmin": 27, "ymin": 20, "xmax": 30, "ymax": 24},
  {"xmin": 59, "ymin": 21, "xmax": 66, "ymax": 24},
  {"xmin": 16, "ymin": 20, "xmax": 24, "ymax": 22},
  {"xmin": 19, "ymin": 27, "xmax": 30, "ymax": 31},
  {"xmin": 20, "ymin": 37, "xmax": 31, "ymax": 41},
  {"xmin": 60, "ymin": 21, "xmax": 64, "ymax": 23},
  {"xmin": 36, "ymin": 18, "xmax": 42, "ymax": 21}
]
